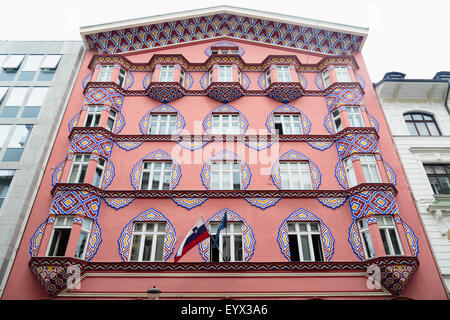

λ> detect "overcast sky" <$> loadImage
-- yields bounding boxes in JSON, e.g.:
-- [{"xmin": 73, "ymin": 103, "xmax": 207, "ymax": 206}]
[{"xmin": 1, "ymin": 0, "xmax": 448, "ymax": 81}]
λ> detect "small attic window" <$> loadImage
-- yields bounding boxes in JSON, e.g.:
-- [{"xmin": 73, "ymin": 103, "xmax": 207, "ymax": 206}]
[{"xmin": 210, "ymin": 47, "xmax": 239, "ymax": 55}]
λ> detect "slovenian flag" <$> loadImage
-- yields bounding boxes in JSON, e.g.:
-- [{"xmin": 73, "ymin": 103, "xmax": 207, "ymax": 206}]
[{"xmin": 174, "ymin": 217, "xmax": 210, "ymax": 263}]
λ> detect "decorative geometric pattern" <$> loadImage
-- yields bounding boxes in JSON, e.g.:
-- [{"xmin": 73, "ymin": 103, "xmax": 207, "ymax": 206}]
[
  {"xmin": 50, "ymin": 191, "xmax": 101, "ymax": 219},
  {"xmin": 84, "ymin": 14, "xmax": 363, "ymax": 55},
  {"xmin": 130, "ymin": 149, "xmax": 181, "ymax": 190},
  {"xmin": 31, "ymin": 264, "xmax": 74, "ymax": 297},
  {"xmin": 355, "ymin": 72, "xmax": 365, "ymax": 88},
  {"xmin": 172, "ymin": 197, "xmax": 208, "ymax": 210},
  {"xmin": 368, "ymin": 112, "xmax": 380, "ymax": 132},
  {"xmin": 84, "ymin": 87, "xmax": 124, "ymax": 111},
  {"xmin": 68, "ymin": 113, "xmax": 80, "ymax": 132},
  {"xmin": 335, "ymin": 159, "xmax": 349, "ymax": 189},
  {"xmin": 184, "ymin": 71, "xmax": 194, "ymax": 90},
  {"xmin": 348, "ymin": 191, "xmax": 399, "ymax": 219},
  {"xmin": 199, "ymin": 208, "xmax": 255, "ymax": 262},
  {"xmin": 257, "ymin": 72, "xmax": 267, "ymax": 90},
  {"xmin": 317, "ymin": 197, "xmax": 347, "ymax": 209},
  {"xmin": 177, "ymin": 139, "xmax": 209, "ymax": 151},
  {"xmin": 51, "ymin": 161, "xmax": 65, "ymax": 186},
  {"xmin": 266, "ymin": 104, "xmax": 311, "ymax": 134},
  {"xmin": 200, "ymin": 150, "xmax": 251, "ymax": 190},
  {"xmin": 205, "ymin": 82, "xmax": 245, "ymax": 103},
  {"xmin": 139, "ymin": 104, "xmax": 185, "ymax": 135},
  {"xmin": 335, "ymin": 133, "xmax": 379, "ymax": 159},
  {"xmin": 101, "ymin": 159, "xmax": 115, "ymax": 189},
  {"xmin": 271, "ymin": 150, "xmax": 321, "ymax": 190},
  {"xmin": 82, "ymin": 72, "xmax": 93, "ymax": 89},
  {"xmin": 113, "ymin": 111, "xmax": 126, "ymax": 134},
  {"xmin": 277, "ymin": 208, "xmax": 335, "ymax": 261},
  {"xmin": 348, "ymin": 219, "xmax": 365, "ymax": 260},
  {"xmin": 307, "ymin": 141, "xmax": 334, "ymax": 151},
  {"xmin": 116, "ymin": 141, "xmax": 143, "ymax": 151},
  {"xmin": 118, "ymin": 208, "xmax": 177, "ymax": 262},
  {"xmin": 203, "ymin": 104, "xmax": 248, "ymax": 134},
  {"xmin": 69, "ymin": 133, "xmax": 113, "ymax": 159},
  {"xmin": 29, "ymin": 221, "xmax": 46, "ymax": 257},
  {"xmin": 124, "ymin": 72, "xmax": 134, "ymax": 90},
  {"xmin": 314, "ymin": 72, "xmax": 325, "ymax": 90},
  {"xmin": 325, "ymin": 87, "xmax": 363, "ymax": 112},
  {"xmin": 297, "ymin": 72, "xmax": 307, "ymax": 89},
  {"xmin": 142, "ymin": 72, "xmax": 152, "ymax": 89},
  {"xmin": 199, "ymin": 72, "xmax": 209, "ymax": 90},
  {"xmin": 104, "ymin": 198, "xmax": 135, "ymax": 210},
  {"xmin": 323, "ymin": 111, "xmax": 336, "ymax": 134},
  {"xmin": 400, "ymin": 219, "xmax": 419, "ymax": 257},
  {"xmin": 147, "ymin": 82, "xmax": 185, "ymax": 103},
  {"xmin": 383, "ymin": 161, "xmax": 397, "ymax": 186},
  {"xmin": 244, "ymin": 197, "xmax": 281, "ymax": 209},
  {"xmin": 85, "ymin": 219, "xmax": 102, "ymax": 262},
  {"xmin": 382, "ymin": 264, "xmax": 418, "ymax": 296},
  {"xmin": 204, "ymin": 41, "xmax": 245, "ymax": 56},
  {"xmin": 265, "ymin": 83, "xmax": 302, "ymax": 103}
]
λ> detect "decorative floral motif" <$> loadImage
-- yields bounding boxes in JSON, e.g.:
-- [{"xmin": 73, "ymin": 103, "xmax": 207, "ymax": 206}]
[
  {"xmin": 104, "ymin": 198, "xmax": 135, "ymax": 210},
  {"xmin": 317, "ymin": 197, "xmax": 347, "ymax": 209},
  {"xmin": 51, "ymin": 161, "xmax": 65, "ymax": 186}
]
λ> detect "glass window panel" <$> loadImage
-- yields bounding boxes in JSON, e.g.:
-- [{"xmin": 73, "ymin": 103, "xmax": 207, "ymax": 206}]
[
  {"xmin": 428, "ymin": 123, "xmax": 440, "ymax": 136},
  {"xmin": 438, "ymin": 176, "xmax": 450, "ymax": 194},
  {"xmin": 288, "ymin": 234, "xmax": 300, "ymax": 261},
  {"xmin": 21, "ymin": 106, "xmax": 40, "ymax": 118},
  {"xmin": 311, "ymin": 234, "xmax": 324, "ymax": 261},
  {"xmin": 234, "ymin": 236, "xmax": 243, "ymax": 261},
  {"xmin": 18, "ymin": 71, "xmax": 36, "ymax": 81},
  {"xmin": 26, "ymin": 87, "xmax": 48, "ymax": 106},
  {"xmin": 74, "ymin": 231, "xmax": 89, "ymax": 258},
  {"xmin": 405, "ymin": 122, "xmax": 419, "ymax": 135},
  {"xmin": 380, "ymin": 229, "xmax": 391, "ymax": 255},
  {"xmin": 434, "ymin": 166, "xmax": 446, "ymax": 174},
  {"xmin": 155, "ymin": 235, "xmax": 165, "ymax": 261},
  {"xmin": 389, "ymin": 229, "xmax": 402, "ymax": 255},
  {"xmin": 142, "ymin": 236, "xmax": 153, "ymax": 261},
  {"xmin": 416, "ymin": 122, "xmax": 430, "ymax": 135},
  {"xmin": 362, "ymin": 231, "xmax": 375, "ymax": 258},
  {"xmin": 412, "ymin": 114, "xmax": 423, "ymax": 120},
  {"xmin": 0, "ymin": 107, "xmax": 19, "ymax": 118},
  {"xmin": 37, "ymin": 71, "xmax": 55, "ymax": 82},
  {"xmin": 298, "ymin": 223, "xmax": 307, "ymax": 232},
  {"xmin": 2, "ymin": 148, "xmax": 23, "ymax": 162},
  {"xmin": 300, "ymin": 235, "xmax": 311, "ymax": 261},
  {"xmin": 130, "ymin": 235, "xmax": 141, "ymax": 261},
  {"xmin": 0, "ymin": 87, "xmax": 8, "ymax": 103},
  {"xmin": 310, "ymin": 223, "xmax": 319, "ymax": 232}
]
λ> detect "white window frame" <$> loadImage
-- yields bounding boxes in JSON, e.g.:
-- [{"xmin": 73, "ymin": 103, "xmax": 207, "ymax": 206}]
[
  {"xmin": 335, "ymin": 66, "xmax": 352, "ymax": 82},
  {"xmin": 279, "ymin": 161, "xmax": 312, "ymax": 190},
  {"xmin": 179, "ymin": 69, "xmax": 185, "ymax": 87},
  {"xmin": 129, "ymin": 222, "xmax": 166, "ymax": 262},
  {"xmin": 360, "ymin": 154, "xmax": 382, "ymax": 183},
  {"xmin": 117, "ymin": 67, "xmax": 127, "ymax": 87},
  {"xmin": 148, "ymin": 113, "xmax": 178, "ymax": 135},
  {"xmin": 159, "ymin": 65, "xmax": 174, "ymax": 82},
  {"xmin": 140, "ymin": 161, "xmax": 172, "ymax": 190},
  {"xmin": 344, "ymin": 157, "xmax": 358, "ymax": 188},
  {"xmin": 92, "ymin": 157, "xmax": 106, "ymax": 188},
  {"xmin": 218, "ymin": 65, "xmax": 233, "ymax": 82},
  {"xmin": 273, "ymin": 114, "xmax": 303, "ymax": 135},
  {"xmin": 346, "ymin": 106, "xmax": 364, "ymax": 127},
  {"xmin": 376, "ymin": 216, "xmax": 403, "ymax": 256},
  {"xmin": 68, "ymin": 154, "xmax": 90, "ymax": 183},
  {"xmin": 276, "ymin": 65, "xmax": 292, "ymax": 82},
  {"xmin": 209, "ymin": 222, "xmax": 243, "ymax": 262},
  {"xmin": 74, "ymin": 218, "xmax": 93, "ymax": 260},
  {"xmin": 211, "ymin": 113, "xmax": 240, "ymax": 134},
  {"xmin": 46, "ymin": 215, "xmax": 74, "ymax": 257},
  {"xmin": 357, "ymin": 218, "xmax": 376, "ymax": 259},
  {"xmin": 287, "ymin": 221, "xmax": 324, "ymax": 262},
  {"xmin": 332, "ymin": 109, "xmax": 343, "ymax": 132},
  {"xmin": 97, "ymin": 65, "xmax": 114, "ymax": 82},
  {"xmin": 322, "ymin": 69, "xmax": 331, "ymax": 88},
  {"xmin": 106, "ymin": 109, "xmax": 117, "ymax": 132},
  {"xmin": 211, "ymin": 161, "xmax": 241, "ymax": 190},
  {"xmin": 266, "ymin": 69, "xmax": 272, "ymax": 87},
  {"xmin": 84, "ymin": 105, "xmax": 103, "ymax": 127}
]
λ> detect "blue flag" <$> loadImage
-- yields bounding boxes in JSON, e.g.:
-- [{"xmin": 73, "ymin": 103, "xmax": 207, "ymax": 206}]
[{"xmin": 213, "ymin": 211, "xmax": 227, "ymax": 248}]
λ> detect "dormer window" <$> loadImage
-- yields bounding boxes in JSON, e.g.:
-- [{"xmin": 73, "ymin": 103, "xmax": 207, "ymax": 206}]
[{"xmin": 159, "ymin": 65, "xmax": 174, "ymax": 82}]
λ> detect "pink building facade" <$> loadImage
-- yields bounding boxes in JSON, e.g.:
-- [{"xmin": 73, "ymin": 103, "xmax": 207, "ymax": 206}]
[{"xmin": 2, "ymin": 7, "xmax": 448, "ymax": 299}]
